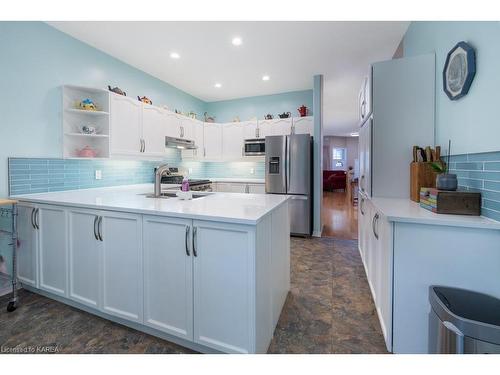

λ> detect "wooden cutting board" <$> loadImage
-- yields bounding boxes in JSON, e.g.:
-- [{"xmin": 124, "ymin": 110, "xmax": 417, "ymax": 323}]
[{"xmin": 0, "ymin": 199, "xmax": 17, "ymax": 206}]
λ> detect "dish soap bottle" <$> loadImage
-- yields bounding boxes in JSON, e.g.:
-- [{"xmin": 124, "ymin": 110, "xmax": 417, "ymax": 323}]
[{"xmin": 181, "ymin": 176, "xmax": 190, "ymax": 192}]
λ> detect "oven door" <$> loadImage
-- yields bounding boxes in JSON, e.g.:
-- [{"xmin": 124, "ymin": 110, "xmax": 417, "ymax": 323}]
[{"xmin": 244, "ymin": 140, "xmax": 265, "ymax": 156}]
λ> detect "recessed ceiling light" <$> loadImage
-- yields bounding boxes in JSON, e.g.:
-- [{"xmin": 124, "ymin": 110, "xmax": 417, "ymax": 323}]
[
  {"xmin": 262, "ymin": 75, "xmax": 270, "ymax": 81},
  {"xmin": 170, "ymin": 52, "xmax": 180, "ymax": 59},
  {"xmin": 232, "ymin": 37, "xmax": 243, "ymax": 46},
  {"xmin": 350, "ymin": 132, "xmax": 359, "ymax": 137},
  {"xmin": 214, "ymin": 83, "xmax": 222, "ymax": 88}
]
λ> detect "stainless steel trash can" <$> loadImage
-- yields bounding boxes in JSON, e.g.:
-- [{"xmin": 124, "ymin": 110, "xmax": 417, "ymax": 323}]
[{"xmin": 429, "ymin": 286, "xmax": 500, "ymax": 353}]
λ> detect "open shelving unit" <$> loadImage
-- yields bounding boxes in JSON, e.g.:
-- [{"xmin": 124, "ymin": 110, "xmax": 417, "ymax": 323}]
[{"xmin": 62, "ymin": 85, "xmax": 111, "ymax": 158}]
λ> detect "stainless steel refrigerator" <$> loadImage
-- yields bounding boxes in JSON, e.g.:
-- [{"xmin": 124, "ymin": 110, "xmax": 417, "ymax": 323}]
[{"xmin": 265, "ymin": 134, "xmax": 312, "ymax": 236}]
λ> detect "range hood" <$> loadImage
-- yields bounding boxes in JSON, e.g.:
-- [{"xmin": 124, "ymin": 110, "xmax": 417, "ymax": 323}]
[{"xmin": 165, "ymin": 136, "xmax": 197, "ymax": 150}]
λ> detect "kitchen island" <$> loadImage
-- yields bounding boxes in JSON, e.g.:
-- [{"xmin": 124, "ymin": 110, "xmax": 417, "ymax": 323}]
[{"xmin": 11, "ymin": 184, "xmax": 291, "ymax": 354}]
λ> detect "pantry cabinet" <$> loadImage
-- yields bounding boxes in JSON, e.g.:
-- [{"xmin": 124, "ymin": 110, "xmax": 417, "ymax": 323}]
[
  {"xmin": 143, "ymin": 215, "xmax": 193, "ymax": 341},
  {"xmin": 38, "ymin": 205, "xmax": 68, "ymax": 297},
  {"xmin": 16, "ymin": 204, "xmax": 38, "ymax": 287}
]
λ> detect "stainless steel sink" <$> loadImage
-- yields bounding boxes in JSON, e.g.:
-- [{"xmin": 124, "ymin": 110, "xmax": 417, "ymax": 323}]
[{"xmin": 142, "ymin": 192, "xmax": 208, "ymax": 199}]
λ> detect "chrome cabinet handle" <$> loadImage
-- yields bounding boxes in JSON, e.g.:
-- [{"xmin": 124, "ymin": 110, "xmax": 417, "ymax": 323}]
[
  {"xmin": 143, "ymin": 139, "xmax": 146, "ymax": 153},
  {"xmin": 97, "ymin": 216, "xmax": 103, "ymax": 241},
  {"xmin": 31, "ymin": 208, "xmax": 36, "ymax": 229},
  {"xmin": 360, "ymin": 198, "xmax": 365, "ymax": 215},
  {"xmin": 291, "ymin": 125, "xmax": 295, "ymax": 135},
  {"xmin": 185, "ymin": 226, "xmax": 190, "ymax": 256},
  {"xmin": 93, "ymin": 216, "xmax": 99, "ymax": 240},
  {"xmin": 242, "ymin": 146, "xmax": 244, "ymax": 157},
  {"xmin": 34, "ymin": 208, "xmax": 40, "ymax": 230},
  {"xmin": 372, "ymin": 213, "xmax": 379, "ymax": 240},
  {"xmin": 192, "ymin": 227, "xmax": 198, "ymax": 257},
  {"xmin": 139, "ymin": 139, "xmax": 142, "ymax": 152},
  {"xmin": 180, "ymin": 126, "xmax": 184, "ymax": 138},
  {"xmin": 361, "ymin": 175, "xmax": 365, "ymax": 191},
  {"xmin": 256, "ymin": 127, "xmax": 259, "ymax": 138},
  {"xmin": 203, "ymin": 147, "xmax": 206, "ymax": 157}
]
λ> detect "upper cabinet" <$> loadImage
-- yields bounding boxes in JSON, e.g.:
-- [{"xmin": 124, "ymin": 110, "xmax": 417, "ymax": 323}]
[
  {"xmin": 110, "ymin": 93, "xmax": 143, "ymax": 157},
  {"xmin": 203, "ymin": 122, "xmax": 223, "ymax": 160},
  {"xmin": 222, "ymin": 122, "xmax": 245, "ymax": 160},
  {"xmin": 242, "ymin": 120, "xmax": 259, "ymax": 139},
  {"xmin": 271, "ymin": 118, "xmax": 293, "ymax": 136},
  {"xmin": 292, "ymin": 116, "xmax": 314, "ymax": 136},
  {"xmin": 142, "ymin": 105, "xmax": 170, "ymax": 156},
  {"xmin": 181, "ymin": 119, "xmax": 205, "ymax": 160}
]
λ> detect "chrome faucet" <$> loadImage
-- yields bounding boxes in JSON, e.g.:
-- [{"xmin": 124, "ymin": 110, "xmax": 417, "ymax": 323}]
[{"xmin": 154, "ymin": 164, "xmax": 170, "ymax": 197}]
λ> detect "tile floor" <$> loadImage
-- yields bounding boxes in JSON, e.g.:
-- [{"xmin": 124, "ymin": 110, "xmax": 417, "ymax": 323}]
[{"xmin": 0, "ymin": 237, "xmax": 386, "ymax": 354}]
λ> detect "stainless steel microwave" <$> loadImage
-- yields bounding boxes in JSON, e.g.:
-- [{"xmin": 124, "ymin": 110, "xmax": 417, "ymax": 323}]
[{"xmin": 244, "ymin": 139, "xmax": 265, "ymax": 156}]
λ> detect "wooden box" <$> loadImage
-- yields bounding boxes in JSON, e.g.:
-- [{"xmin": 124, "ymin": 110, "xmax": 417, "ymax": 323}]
[
  {"xmin": 410, "ymin": 162, "xmax": 439, "ymax": 202},
  {"xmin": 419, "ymin": 188, "xmax": 482, "ymax": 216}
]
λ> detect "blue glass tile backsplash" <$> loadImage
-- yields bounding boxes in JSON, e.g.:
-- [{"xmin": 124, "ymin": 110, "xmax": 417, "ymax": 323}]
[
  {"xmin": 449, "ymin": 151, "xmax": 500, "ymax": 222},
  {"xmin": 8, "ymin": 155, "xmax": 265, "ymax": 195}
]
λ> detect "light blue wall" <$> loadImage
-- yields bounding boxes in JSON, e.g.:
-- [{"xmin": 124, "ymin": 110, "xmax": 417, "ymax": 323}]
[
  {"xmin": 206, "ymin": 90, "xmax": 313, "ymax": 123},
  {"xmin": 404, "ymin": 21, "xmax": 500, "ymax": 155},
  {"xmin": 0, "ymin": 21, "xmax": 207, "ymax": 197},
  {"xmin": 404, "ymin": 21, "xmax": 500, "ymax": 222}
]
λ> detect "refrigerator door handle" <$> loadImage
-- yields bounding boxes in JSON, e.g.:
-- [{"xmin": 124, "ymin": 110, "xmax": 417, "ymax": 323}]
[{"xmin": 286, "ymin": 136, "xmax": 290, "ymax": 192}]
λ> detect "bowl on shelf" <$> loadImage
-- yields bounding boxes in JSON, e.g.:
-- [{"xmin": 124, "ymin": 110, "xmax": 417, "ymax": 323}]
[
  {"xmin": 81, "ymin": 125, "xmax": 97, "ymax": 135},
  {"xmin": 76, "ymin": 146, "xmax": 99, "ymax": 158}
]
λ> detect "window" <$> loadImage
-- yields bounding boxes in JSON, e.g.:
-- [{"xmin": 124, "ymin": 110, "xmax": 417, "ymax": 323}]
[{"xmin": 332, "ymin": 148, "xmax": 346, "ymax": 169}]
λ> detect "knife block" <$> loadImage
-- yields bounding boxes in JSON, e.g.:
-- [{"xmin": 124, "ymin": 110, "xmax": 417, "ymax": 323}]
[{"xmin": 410, "ymin": 162, "xmax": 440, "ymax": 202}]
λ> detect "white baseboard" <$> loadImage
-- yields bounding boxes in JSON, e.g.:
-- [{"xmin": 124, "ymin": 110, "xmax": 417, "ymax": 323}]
[{"xmin": 312, "ymin": 225, "xmax": 324, "ymax": 237}]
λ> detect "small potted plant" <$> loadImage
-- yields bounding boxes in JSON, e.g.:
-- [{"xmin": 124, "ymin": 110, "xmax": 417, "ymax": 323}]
[{"xmin": 431, "ymin": 140, "xmax": 457, "ymax": 191}]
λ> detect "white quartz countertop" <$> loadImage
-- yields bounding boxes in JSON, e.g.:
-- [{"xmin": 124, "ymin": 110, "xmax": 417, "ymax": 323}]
[
  {"xmin": 209, "ymin": 178, "xmax": 265, "ymax": 184},
  {"xmin": 370, "ymin": 196, "xmax": 500, "ymax": 230},
  {"xmin": 11, "ymin": 184, "xmax": 288, "ymax": 225}
]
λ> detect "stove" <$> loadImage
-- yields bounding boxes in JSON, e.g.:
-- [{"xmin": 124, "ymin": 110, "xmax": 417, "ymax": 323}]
[{"xmin": 159, "ymin": 167, "xmax": 212, "ymax": 192}]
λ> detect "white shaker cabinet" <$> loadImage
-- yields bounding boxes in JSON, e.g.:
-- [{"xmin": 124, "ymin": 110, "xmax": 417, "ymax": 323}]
[
  {"xmin": 110, "ymin": 94, "xmax": 143, "ymax": 156},
  {"xmin": 222, "ymin": 122, "xmax": 245, "ymax": 160},
  {"xmin": 16, "ymin": 204, "xmax": 38, "ymax": 287},
  {"xmin": 203, "ymin": 122, "xmax": 222, "ymax": 160},
  {"xmin": 192, "ymin": 220, "xmax": 254, "ymax": 353},
  {"xmin": 257, "ymin": 119, "xmax": 274, "ymax": 138},
  {"xmin": 243, "ymin": 120, "xmax": 259, "ymax": 139},
  {"xmin": 38, "ymin": 205, "xmax": 68, "ymax": 297},
  {"xmin": 359, "ymin": 119, "xmax": 372, "ymax": 197},
  {"xmin": 181, "ymin": 119, "xmax": 204, "ymax": 160},
  {"xmin": 271, "ymin": 118, "xmax": 293, "ymax": 136},
  {"xmin": 143, "ymin": 216, "xmax": 193, "ymax": 341},
  {"xmin": 141, "ymin": 105, "xmax": 168, "ymax": 156},
  {"xmin": 292, "ymin": 116, "xmax": 314, "ymax": 135},
  {"xmin": 100, "ymin": 211, "xmax": 143, "ymax": 323},
  {"xmin": 68, "ymin": 208, "xmax": 100, "ymax": 308},
  {"xmin": 164, "ymin": 111, "xmax": 182, "ymax": 139},
  {"xmin": 248, "ymin": 184, "xmax": 266, "ymax": 194}
]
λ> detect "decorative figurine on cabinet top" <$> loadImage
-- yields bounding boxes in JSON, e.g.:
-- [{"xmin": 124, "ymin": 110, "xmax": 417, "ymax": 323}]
[
  {"xmin": 298, "ymin": 105, "xmax": 308, "ymax": 117},
  {"xmin": 443, "ymin": 41, "xmax": 476, "ymax": 101},
  {"xmin": 138, "ymin": 96, "xmax": 153, "ymax": 105},
  {"xmin": 108, "ymin": 85, "xmax": 126, "ymax": 96},
  {"xmin": 204, "ymin": 112, "xmax": 216, "ymax": 123}
]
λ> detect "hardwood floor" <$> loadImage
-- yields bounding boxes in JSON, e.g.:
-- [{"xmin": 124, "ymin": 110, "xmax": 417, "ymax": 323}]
[{"xmin": 321, "ymin": 191, "xmax": 358, "ymax": 240}]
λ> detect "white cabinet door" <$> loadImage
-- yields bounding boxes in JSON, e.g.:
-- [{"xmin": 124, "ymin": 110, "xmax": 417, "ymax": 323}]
[
  {"xmin": 215, "ymin": 182, "xmax": 230, "ymax": 192},
  {"xmin": 242, "ymin": 120, "xmax": 259, "ymax": 139},
  {"xmin": 193, "ymin": 221, "xmax": 254, "ymax": 353},
  {"xmin": 110, "ymin": 94, "xmax": 143, "ymax": 156},
  {"xmin": 271, "ymin": 118, "xmax": 293, "ymax": 136},
  {"xmin": 16, "ymin": 204, "xmax": 38, "ymax": 287},
  {"xmin": 142, "ymin": 105, "xmax": 168, "ymax": 156},
  {"xmin": 38, "ymin": 205, "xmax": 67, "ymax": 297},
  {"xmin": 257, "ymin": 120, "xmax": 274, "ymax": 139},
  {"xmin": 375, "ymin": 212, "xmax": 393, "ymax": 351},
  {"xmin": 230, "ymin": 183, "xmax": 247, "ymax": 193},
  {"xmin": 222, "ymin": 122, "xmax": 245, "ymax": 160},
  {"xmin": 100, "ymin": 211, "xmax": 143, "ymax": 323},
  {"xmin": 203, "ymin": 122, "xmax": 222, "ymax": 160},
  {"xmin": 68, "ymin": 209, "xmax": 100, "ymax": 308},
  {"xmin": 180, "ymin": 117, "xmax": 194, "ymax": 140},
  {"xmin": 293, "ymin": 116, "xmax": 314, "ymax": 135},
  {"xmin": 248, "ymin": 184, "xmax": 265, "ymax": 194},
  {"xmin": 143, "ymin": 216, "xmax": 193, "ymax": 340},
  {"xmin": 164, "ymin": 111, "xmax": 182, "ymax": 138},
  {"xmin": 359, "ymin": 120, "xmax": 372, "ymax": 197},
  {"xmin": 181, "ymin": 119, "xmax": 204, "ymax": 160}
]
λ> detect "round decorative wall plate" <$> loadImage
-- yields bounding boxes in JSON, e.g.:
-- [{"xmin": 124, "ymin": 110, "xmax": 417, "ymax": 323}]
[{"xmin": 443, "ymin": 41, "xmax": 476, "ymax": 100}]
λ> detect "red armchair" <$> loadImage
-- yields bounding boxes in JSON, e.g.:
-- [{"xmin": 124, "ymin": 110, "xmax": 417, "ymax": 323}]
[{"xmin": 323, "ymin": 170, "xmax": 347, "ymax": 191}]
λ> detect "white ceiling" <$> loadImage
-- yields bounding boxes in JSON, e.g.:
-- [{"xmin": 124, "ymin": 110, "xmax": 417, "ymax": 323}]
[{"xmin": 48, "ymin": 21, "xmax": 409, "ymax": 136}]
